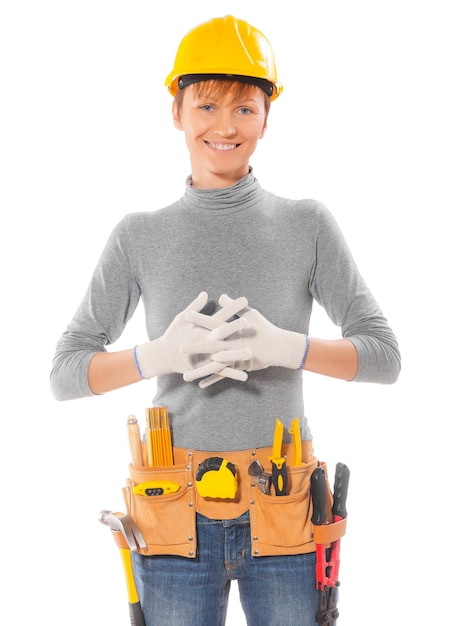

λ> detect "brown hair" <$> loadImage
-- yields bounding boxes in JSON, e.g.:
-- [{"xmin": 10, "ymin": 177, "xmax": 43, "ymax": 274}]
[{"xmin": 174, "ymin": 79, "xmax": 271, "ymax": 118}]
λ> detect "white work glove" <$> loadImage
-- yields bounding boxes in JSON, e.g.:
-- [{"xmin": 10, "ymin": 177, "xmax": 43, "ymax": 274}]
[
  {"xmin": 182, "ymin": 294, "xmax": 309, "ymax": 387},
  {"xmin": 134, "ymin": 292, "xmax": 251, "ymax": 381}
]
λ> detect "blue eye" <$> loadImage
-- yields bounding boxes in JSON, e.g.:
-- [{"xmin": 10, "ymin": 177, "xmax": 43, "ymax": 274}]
[
  {"xmin": 201, "ymin": 104, "xmax": 213, "ymax": 112},
  {"xmin": 239, "ymin": 107, "xmax": 251, "ymax": 115}
]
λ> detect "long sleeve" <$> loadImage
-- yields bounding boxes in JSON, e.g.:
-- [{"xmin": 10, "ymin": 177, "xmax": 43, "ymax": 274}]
[
  {"xmin": 309, "ymin": 203, "xmax": 401, "ymax": 383},
  {"xmin": 50, "ymin": 218, "xmax": 141, "ymax": 400}
]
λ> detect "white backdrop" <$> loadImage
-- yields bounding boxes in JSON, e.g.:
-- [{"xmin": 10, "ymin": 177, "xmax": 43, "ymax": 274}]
[{"xmin": 1, "ymin": 1, "xmax": 472, "ymax": 624}]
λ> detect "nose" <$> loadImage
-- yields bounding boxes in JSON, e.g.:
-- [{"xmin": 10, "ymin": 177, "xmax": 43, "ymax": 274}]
[{"xmin": 213, "ymin": 110, "xmax": 236, "ymax": 137}]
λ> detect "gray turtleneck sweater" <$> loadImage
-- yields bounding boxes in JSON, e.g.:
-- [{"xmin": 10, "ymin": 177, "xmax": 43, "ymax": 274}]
[{"xmin": 51, "ymin": 172, "xmax": 400, "ymax": 450}]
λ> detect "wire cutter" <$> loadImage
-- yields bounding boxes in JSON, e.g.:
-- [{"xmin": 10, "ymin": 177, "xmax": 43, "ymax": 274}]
[{"xmin": 268, "ymin": 418, "xmax": 288, "ymax": 495}]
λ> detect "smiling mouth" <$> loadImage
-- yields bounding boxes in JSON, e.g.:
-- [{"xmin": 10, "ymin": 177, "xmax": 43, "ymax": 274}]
[{"xmin": 205, "ymin": 141, "xmax": 240, "ymax": 151}]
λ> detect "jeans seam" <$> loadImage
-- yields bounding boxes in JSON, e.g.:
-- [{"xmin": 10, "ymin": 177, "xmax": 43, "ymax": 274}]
[{"xmin": 224, "ymin": 521, "xmax": 248, "ymax": 574}]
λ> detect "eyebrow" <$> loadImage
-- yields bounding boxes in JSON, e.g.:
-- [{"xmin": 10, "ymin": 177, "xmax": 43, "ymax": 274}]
[{"xmin": 197, "ymin": 95, "xmax": 260, "ymax": 105}]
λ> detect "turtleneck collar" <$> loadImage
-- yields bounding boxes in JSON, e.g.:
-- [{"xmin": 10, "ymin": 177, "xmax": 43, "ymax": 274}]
[{"xmin": 181, "ymin": 170, "xmax": 263, "ymax": 215}]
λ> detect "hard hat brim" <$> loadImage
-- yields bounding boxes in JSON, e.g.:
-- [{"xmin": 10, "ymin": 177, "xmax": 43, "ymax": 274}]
[{"xmin": 177, "ymin": 74, "xmax": 276, "ymax": 98}]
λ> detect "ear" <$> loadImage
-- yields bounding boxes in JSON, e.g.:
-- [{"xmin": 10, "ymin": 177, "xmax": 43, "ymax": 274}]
[
  {"xmin": 259, "ymin": 122, "xmax": 267, "ymax": 139},
  {"xmin": 172, "ymin": 100, "xmax": 183, "ymax": 130}
]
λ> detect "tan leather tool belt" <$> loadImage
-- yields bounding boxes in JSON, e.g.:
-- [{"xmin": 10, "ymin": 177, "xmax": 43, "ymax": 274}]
[{"xmin": 123, "ymin": 441, "xmax": 346, "ymax": 559}]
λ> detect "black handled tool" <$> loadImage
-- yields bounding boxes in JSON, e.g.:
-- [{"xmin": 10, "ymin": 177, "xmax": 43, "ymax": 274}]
[
  {"xmin": 311, "ymin": 463, "xmax": 350, "ymax": 626},
  {"xmin": 310, "ymin": 466, "xmax": 327, "ymax": 526},
  {"xmin": 332, "ymin": 462, "xmax": 350, "ymax": 519},
  {"xmin": 271, "ymin": 457, "xmax": 288, "ymax": 496},
  {"xmin": 269, "ymin": 418, "xmax": 288, "ymax": 496},
  {"xmin": 326, "ymin": 463, "xmax": 350, "ymax": 589}
]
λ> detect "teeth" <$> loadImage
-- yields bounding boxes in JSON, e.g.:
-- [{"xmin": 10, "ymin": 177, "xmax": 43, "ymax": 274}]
[{"xmin": 207, "ymin": 142, "xmax": 237, "ymax": 151}]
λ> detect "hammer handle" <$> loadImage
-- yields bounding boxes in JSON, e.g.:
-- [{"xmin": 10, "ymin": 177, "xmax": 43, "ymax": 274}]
[{"xmin": 118, "ymin": 547, "xmax": 146, "ymax": 626}]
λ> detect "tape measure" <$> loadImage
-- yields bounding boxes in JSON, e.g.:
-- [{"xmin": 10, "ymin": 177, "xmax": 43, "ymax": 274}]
[
  {"xmin": 133, "ymin": 480, "xmax": 180, "ymax": 496},
  {"xmin": 195, "ymin": 457, "xmax": 238, "ymax": 499}
]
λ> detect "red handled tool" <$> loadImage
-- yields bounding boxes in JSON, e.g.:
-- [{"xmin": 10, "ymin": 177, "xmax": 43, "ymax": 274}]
[{"xmin": 311, "ymin": 463, "xmax": 350, "ymax": 625}]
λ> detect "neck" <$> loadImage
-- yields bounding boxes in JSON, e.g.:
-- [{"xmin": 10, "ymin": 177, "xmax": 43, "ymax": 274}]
[{"xmin": 189, "ymin": 165, "xmax": 251, "ymax": 190}]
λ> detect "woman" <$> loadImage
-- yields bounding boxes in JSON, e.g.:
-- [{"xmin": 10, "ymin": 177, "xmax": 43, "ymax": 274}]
[{"xmin": 51, "ymin": 15, "xmax": 400, "ymax": 625}]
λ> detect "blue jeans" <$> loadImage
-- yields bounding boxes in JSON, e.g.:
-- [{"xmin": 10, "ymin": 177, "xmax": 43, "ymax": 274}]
[{"xmin": 132, "ymin": 511, "xmax": 324, "ymax": 625}]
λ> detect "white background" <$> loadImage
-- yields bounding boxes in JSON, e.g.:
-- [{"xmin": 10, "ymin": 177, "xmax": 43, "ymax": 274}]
[{"xmin": 1, "ymin": 1, "xmax": 472, "ymax": 624}]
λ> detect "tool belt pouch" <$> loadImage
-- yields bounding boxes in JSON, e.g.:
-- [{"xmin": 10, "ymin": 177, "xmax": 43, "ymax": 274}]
[
  {"xmin": 250, "ymin": 459, "xmax": 347, "ymax": 556},
  {"xmin": 122, "ymin": 462, "xmax": 197, "ymax": 558},
  {"xmin": 250, "ymin": 457, "xmax": 319, "ymax": 557}
]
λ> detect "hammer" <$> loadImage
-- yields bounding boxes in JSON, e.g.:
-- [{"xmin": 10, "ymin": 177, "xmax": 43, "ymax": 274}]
[{"xmin": 99, "ymin": 510, "xmax": 147, "ymax": 626}]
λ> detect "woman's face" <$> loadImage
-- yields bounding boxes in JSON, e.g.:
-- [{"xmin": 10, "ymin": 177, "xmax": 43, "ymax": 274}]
[{"xmin": 172, "ymin": 82, "xmax": 268, "ymax": 189}]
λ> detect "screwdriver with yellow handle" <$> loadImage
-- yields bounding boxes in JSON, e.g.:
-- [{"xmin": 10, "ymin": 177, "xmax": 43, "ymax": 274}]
[{"xmin": 269, "ymin": 418, "xmax": 288, "ymax": 496}]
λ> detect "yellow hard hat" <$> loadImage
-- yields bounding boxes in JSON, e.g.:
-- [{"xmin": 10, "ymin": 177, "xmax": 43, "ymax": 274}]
[{"xmin": 165, "ymin": 15, "xmax": 283, "ymax": 101}]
